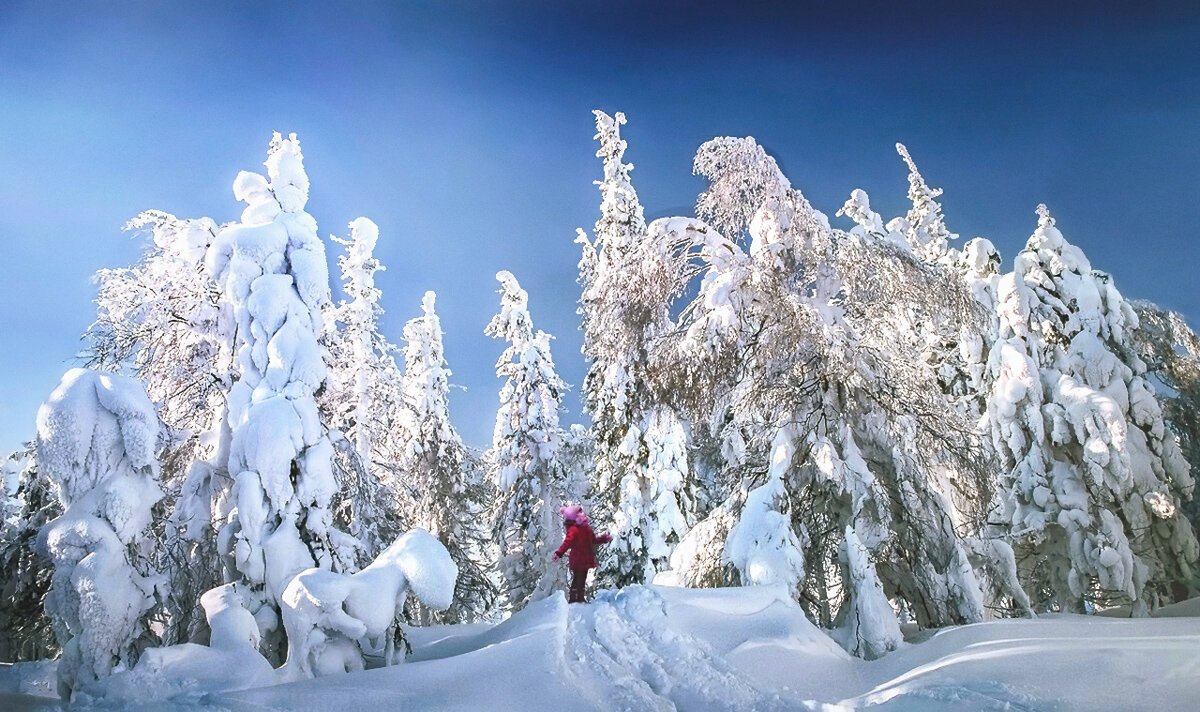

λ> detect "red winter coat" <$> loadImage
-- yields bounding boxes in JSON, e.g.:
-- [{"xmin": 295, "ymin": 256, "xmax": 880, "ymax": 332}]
[{"xmin": 554, "ymin": 522, "xmax": 610, "ymax": 571}]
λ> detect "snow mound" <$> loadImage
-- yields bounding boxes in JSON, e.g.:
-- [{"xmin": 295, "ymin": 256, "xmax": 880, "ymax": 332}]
[
  {"xmin": 280, "ymin": 528, "xmax": 457, "ymax": 678},
  {"xmin": 3, "ymin": 588, "xmax": 1197, "ymax": 711}
]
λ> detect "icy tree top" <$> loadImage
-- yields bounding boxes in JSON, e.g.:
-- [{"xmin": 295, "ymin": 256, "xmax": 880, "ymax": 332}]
[
  {"xmin": 334, "ymin": 217, "xmax": 384, "ymax": 311},
  {"xmin": 486, "ymin": 270, "xmax": 534, "ymax": 349},
  {"xmin": 591, "ymin": 110, "xmax": 646, "ymax": 251},
  {"xmin": 895, "ymin": 142, "xmax": 955, "ymax": 259},
  {"xmin": 403, "ymin": 291, "xmax": 454, "ymax": 420}
]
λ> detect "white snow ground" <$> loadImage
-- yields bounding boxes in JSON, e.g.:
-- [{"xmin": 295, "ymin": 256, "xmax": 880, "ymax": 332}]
[{"xmin": 2, "ymin": 585, "xmax": 1198, "ymax": 711}]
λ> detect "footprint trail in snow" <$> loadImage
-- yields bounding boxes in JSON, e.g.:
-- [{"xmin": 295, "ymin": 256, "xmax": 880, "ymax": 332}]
[{"xmin": 559, "ymin": 586, "xmax": 791, "ymax": 712}]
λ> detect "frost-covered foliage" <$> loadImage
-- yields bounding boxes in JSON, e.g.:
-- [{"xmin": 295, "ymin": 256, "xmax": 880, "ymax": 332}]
[
  {"xmin": 85, "ymin": 210, "xmax": 233, "ymax": 644},
  {"xmin": 841, "ymin": 151, "xmax": 1020, "ymax": 617},
  {"xmin": 986, "ymin": 205, "xmax": 1198, "ymax": 612},
  {"xmin": 399, "ymin": 292, "xmax": 496, "ymax": 623},
  {"xmin": 322, "ymin": 217, "xmax": 408, "ymax": 560},
  {"xmin": 87, "ymin": 211, "xmax": 229, "ymax": 440},
  {"xmin": 204, "ymin": 133, "xmax": 358, "ymax": 662},
  {"xmin": 280, "ymin": 528, "xmax": 456, "ymax": 678},
  {"xmin": 636, "ymin": 131, "xmax": 988, "ymax": 653},
  {"xmin": 576, "ymin": 111, "xmax": 696, "ymax": 587},
  {"xmin": 485, "ymin": 271, "xmax": 570, "ymax": 610},
  {"xmin": 34, "ymin": 369, "xmax": 165, "ymax": 699},
  {"xmin": 0, "ymin": 446, "xmax": 60, "ymax": 662},
  {"xmin": 1131, "ymin": 301, "xmax": 1200, "ymax": 539}
]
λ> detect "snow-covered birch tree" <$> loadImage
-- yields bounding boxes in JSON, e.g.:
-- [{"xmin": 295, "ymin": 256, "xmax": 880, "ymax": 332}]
[
  {"xmin": 839, "ymin": 151, "xmax": 1024, "ymax": 616},
  {"xmin": 85, "ymin": 210, "xmax": 233, "ymax": 646},
  {"xmin": 655, "ymin": 134, "xmax": 988, "ymax": 650}
]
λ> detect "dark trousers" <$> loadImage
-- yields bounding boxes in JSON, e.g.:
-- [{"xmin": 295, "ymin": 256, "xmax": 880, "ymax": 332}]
[{"xmin": 569, "ymin": 568, "xmax": 588, "ymax": 603}]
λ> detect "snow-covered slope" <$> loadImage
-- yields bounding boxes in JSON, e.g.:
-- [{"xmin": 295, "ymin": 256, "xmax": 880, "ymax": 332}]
[{"xmin": 2, "ymin": 585, "xmax": 1198, "ymax": 711}]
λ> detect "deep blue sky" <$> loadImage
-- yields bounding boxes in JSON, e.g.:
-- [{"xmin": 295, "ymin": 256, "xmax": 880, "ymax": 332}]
[{"xmin": 2, "ymin": 1, "xmax": 1199, "ymax": 455}]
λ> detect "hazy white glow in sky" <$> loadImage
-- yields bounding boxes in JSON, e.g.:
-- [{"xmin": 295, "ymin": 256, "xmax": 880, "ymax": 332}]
[{"xmin": 2, "ymin": 1, "xmax": 1198, "ymax": 454}]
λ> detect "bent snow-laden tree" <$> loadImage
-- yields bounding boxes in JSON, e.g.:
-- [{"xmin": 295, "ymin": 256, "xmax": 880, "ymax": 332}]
[
  {"xmin": 486, "ymin": 270, "xmax": 570, "ymax": 610},
  {"xmin": 655, "ymin": 134, "xmax": 989, "ymax": 654},
  {"xmin": 577, "ymin": 110, "xmax": 696, "ymax": 587},
  {"xmin": 35, "ymin": 369, "xmax": 165, "ymax": 699},
  {"xmin": 839, "ymin": 150, "xmax": 1030, "ymax": 617},
  {"xmin": 204, "ymin": 133, "xmax": 358, "ymax": 663},
  {"xmin": 986, "ymin": 205, "xmax": 1198, "ymax": 613}
]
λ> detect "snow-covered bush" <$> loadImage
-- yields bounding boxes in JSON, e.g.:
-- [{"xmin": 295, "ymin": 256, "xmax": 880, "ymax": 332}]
[
  {"xmin": 280, "ymin": 528, "xmax": 456, "ymax": 678},
  {"xmin": 204, "ymin": 132, "xmax": 358, "ymax": 662},
  {"xmin": 34, "ymin": 368, "xmax": 165, "ymax": 698}
]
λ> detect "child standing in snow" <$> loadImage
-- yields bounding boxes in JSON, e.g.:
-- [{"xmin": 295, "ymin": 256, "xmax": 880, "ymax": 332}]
[{"xmin": 552, "ymin": 505, "xmax": 611, "ymax": 603}]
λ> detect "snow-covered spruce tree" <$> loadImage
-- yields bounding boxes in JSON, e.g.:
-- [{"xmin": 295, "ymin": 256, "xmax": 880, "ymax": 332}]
[
  {"xmin": 0, "ymin": 445, "xmax": 60, "ymax": 661},
  {"xmin": 34, "ymin": 368, "xmax": 165, "ymax": 699},
  {"xmin": 204, "ymin": 132, "xmax": 358, "ymax": 662},
  {"xmin": 576, "ymin": 110, "xmax": 695, "ymax": 586},
  {"xmin": 85, "ymin": 211, "xmax": 233, "ymax": 644},
  {"xmin": 399, "ymin": 291, "xmax": 495, "ymax": 623},
  {"xmin": 1131, "ymin": 301, "xmax": 1200, "ymax": 540},
  {"xmin": 485, "ymin": 270, "xmax": 570, "ymax": 610},
  {"xmin": 659, "ymin": 135, "xmax": 987, "ymax": 646},
  {"xmin": 322, "ymin": 217, "xmax": 407, "ymax": 561},
  {"xmin": 987, "ymin": 205, "xmax": 1198, "ymax": 612}
]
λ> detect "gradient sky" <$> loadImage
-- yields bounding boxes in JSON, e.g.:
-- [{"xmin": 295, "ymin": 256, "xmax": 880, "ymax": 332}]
[{"xmin": 2, "ymin": 1, "xmax": 1199, "ymax": 455}]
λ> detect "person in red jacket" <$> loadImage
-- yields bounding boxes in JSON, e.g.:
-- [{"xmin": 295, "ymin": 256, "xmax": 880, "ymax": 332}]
[{"xmin": 552, "ymin": 505, "xmax": 611, "ymax": 603}]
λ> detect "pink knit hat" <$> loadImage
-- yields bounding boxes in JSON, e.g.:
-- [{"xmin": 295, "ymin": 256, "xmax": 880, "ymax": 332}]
[{"xmin": 560, "ymin": 505, "xmax": 588, "ymax": 525}]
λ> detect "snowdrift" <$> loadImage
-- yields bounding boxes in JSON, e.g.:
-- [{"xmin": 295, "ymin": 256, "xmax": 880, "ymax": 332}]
[{"xmin": 2, "ymin": 585, "xmax": 1198, "ymax": 711}]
